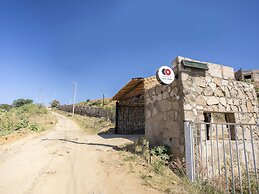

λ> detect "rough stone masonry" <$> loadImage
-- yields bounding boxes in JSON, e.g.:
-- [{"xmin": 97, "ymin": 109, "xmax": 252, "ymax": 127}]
[{"xmin": 145, "ymin": 56, "xmax": 258, "ymax": 159}]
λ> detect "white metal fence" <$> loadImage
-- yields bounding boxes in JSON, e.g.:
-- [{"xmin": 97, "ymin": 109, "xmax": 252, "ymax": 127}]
[{"xmin": 185, "ymin": 121, "xmax": 259, "ymax": 193}]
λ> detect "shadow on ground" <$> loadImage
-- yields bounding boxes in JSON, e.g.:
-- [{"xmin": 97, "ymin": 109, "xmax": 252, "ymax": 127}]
[
  {"xmin": 98, "ymin": 128, "xmax": 144, "ymax": 141},
  {"xmin": 98, "ymin": 133, "xmax": 143, "ymax": 141},
  {"xmin": 41, "ymin": 138, "xmax": 122, "ymax": 150}
]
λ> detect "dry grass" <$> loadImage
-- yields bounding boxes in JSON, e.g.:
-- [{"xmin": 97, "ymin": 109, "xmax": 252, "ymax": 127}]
[
  {"xmin": 28, "ymin": 112, "xmax": 57, "ymax": 131},
  {"xmin": 56, "ymin": 110, "xmax": 114, "ymax": 135},
  {"xmin": 118, "ymin": 151, "xmax": 196, "ymax": 194},
  {"xmin": 119, "ymin": 140, "xmax": 224, "ymax": 194}
]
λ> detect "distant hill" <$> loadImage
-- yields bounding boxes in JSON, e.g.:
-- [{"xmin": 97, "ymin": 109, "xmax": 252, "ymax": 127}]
[{"xmin": 77, "ymin": 98, "xmax": 116, "ymax": 112}]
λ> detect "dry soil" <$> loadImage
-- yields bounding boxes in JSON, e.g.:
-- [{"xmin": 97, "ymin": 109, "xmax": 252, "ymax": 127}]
[{"xmin": 0, "ymin": 112, "xmax": 162, "ymax": 194}]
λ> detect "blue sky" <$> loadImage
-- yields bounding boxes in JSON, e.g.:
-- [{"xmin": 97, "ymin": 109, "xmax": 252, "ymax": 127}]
[{"xmin": 0, "ymin": 0, "xmax": 258, "ymax": 105}]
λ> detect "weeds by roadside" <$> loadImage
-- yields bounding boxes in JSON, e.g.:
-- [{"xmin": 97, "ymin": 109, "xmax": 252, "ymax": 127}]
[
  {"xmin": 0, "ymin": 104, "xmax": 56, "ymax": 136},
  {"xmin": 56, "ymin": 110, "xmax": 114, "ymax": 134},
  {"xmin": 120, "ymin": 138, "xmax": 223, "ymax": 194}
]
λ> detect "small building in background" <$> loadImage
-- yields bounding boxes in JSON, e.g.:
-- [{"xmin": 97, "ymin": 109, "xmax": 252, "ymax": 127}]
[{"xmin": 235, "ymin": 69, "xmax": 259, "ymax": 96}]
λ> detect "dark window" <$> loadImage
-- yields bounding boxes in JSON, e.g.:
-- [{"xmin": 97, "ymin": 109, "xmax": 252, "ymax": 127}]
[
  {"xmin": 244, "ymin": 75, "xmax": 252, "ymax": 80},
  {"xmin": 204, "ymin": 113, "xmax": 211, "ymax": 140},
  {"xmin": 204, "ymin": 112, "xmax": 236, "ymax": 140},
  {"xmin": 225, "ymin": 113, "xmax": 236, "ymax": 140}
]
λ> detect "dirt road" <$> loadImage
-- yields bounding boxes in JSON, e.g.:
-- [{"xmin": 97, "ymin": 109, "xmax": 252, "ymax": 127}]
[{"xmin": 0, "ymin": 112, "xmax": 161, "ymax": 194}]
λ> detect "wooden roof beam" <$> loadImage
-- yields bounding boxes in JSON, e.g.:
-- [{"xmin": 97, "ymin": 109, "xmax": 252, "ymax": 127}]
[{"xmin": 119, "ymin": 80, "xmax": 144, "ymax": 100}]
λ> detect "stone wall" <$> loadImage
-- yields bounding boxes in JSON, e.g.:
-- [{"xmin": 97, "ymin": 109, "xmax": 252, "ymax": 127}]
[
  {"xmin": 58, "ymin": 105, "xmax": 115, "ymax": 122},
  {"xmin": 145, "ymin": 56, "xmax": 258, "ymax": 160},
  {"xmin": 174, "ymin": 56, "xmax": 258, "ymax": 126},
  {"xmin": 145, "ymin": 77, "xmax": 186, "ymax": 158},
  {"xmin": 144, "ymin": 76, "xmax": 160, "ymax": 90},
  {"xmin": 177, "ymin": 56, "xmax": 259, "ymax": 162}
]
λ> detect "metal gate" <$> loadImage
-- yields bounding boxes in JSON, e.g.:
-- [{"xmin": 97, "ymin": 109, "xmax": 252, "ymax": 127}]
[
  {"xmin": 184, "ymin": 121, "xmax": 259, "ymax": 193},
  {"xmin": 115, "ymin": 104, "xmax": 145, "ymax": 134}
]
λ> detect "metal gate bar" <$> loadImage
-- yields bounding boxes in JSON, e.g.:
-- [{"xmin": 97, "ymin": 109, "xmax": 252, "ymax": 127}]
[
  {"xmin": 234, "ymin": 125, "xmax": 243, "ymax": 193},
  {"xmin": 185, "ymin": 121, "xmax": 259, "ymax": 193}
]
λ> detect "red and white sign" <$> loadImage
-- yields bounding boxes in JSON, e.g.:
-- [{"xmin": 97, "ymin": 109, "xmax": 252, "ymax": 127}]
[{"xmin": 156, "ymin": 66, "xmax": 175, "ymax": 85}]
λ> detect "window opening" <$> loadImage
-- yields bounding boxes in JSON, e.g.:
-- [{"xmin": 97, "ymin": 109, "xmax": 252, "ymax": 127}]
[{"xmin": 204, "ymin": 113, "xmax": 211, "ymax": 140}]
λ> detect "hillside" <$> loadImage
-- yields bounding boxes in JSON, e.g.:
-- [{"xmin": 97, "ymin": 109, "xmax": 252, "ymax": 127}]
[{"xmin": 77, "ymin": 98, "xmax": 116, "ymax": 112}]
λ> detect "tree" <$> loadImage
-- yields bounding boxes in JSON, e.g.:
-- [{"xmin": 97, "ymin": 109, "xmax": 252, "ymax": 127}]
[
  {"xmin": 50, "ymin": 100, "xmax": 60, "ymax": 108},
  {"xmin": 0, "ymin": 104, "xmax": 12, "ymax": 111},
  {"xmin": 12, "ymin": 99, "xmax": 33, "ymax": 107}
]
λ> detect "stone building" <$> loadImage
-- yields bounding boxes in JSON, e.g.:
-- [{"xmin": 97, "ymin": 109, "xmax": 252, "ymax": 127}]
[
  {"xmin": 235, "ymin": 69, "xmax": 259, "ymax": 87},
  {"xmin": 235, "ymin": 69, "xmax": 259, "ymax": 98},
  {"xmin": 112, "ymin": 76, "xmax": 159, "ymax": 134},
  {"xmin": 113, "ymin": 56, "xmax": 259, "ymax": 159}
]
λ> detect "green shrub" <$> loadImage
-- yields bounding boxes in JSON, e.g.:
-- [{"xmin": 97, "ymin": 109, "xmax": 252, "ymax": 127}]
[
  {"xmin": 0, "ymin": 104, "xmax": 12, "ymax": 111},
  {"xmin": 50, "ymin": 100, "xmax": 60, "ymax": 108},
  {"xmin": 16, "ymin": 104, "xmax": 47, "ymax": 115},
  {"xmin": 12, "ymin": 98, "xmax": 33, "ymax": 107},
  {"xmin": 29, "ymin": 124, "xmax": 43, "ymax": 132},
  {"xmin": 91, "ymin": 101, "xmax": 102, "ymax": 106},
  {"xmin": 150, "ymin": 145, "xmax": 170, "ymax": 161},
  {"xmin": 14, "ymin": 119, "xmax": 29, "ymax": 130},
  {"xmin": 0, "ymin": 103, "xmax": 50, "ymax": 136}
]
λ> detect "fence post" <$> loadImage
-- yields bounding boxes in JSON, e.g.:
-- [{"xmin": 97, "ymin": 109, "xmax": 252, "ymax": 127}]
[{"xmin": 184, "ymin": 121, "xmax": 195, "ymax": 182}]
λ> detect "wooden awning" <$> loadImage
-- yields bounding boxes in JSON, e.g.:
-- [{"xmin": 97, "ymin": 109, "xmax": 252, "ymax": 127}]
[{"xmin": 112, "ymin": 78, "xmax": 144, "ymax": 101}]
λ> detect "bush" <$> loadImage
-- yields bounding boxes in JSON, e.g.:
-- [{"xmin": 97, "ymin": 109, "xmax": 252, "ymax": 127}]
[
  {"xmin": 150, "ymin": 145, "xmax": 170, "ymax": 161},
  {"xmin": 12, "ymin": 99, "xmax": 33, "ymax": 107},
  {"xmin": 0, "ymin": 104, "xmax": 12, "ymax": 111},
  {"xmin": 0, "ymin": 104, "xmax": 48, "ymax": 135},
  {"xmin": 29, "ymin": 124, "xmax": 43, "ymax": 132},
  {"xmin": 14, "ymin": 119, "xmax": 29, "ymax": 130},
  {"xmin": 50, "ymin": 100, "xmax": 60, "ymax": 108},
  {"xmin": 16, "ymin": 104, "xmax": 47, "ymax": 115}
]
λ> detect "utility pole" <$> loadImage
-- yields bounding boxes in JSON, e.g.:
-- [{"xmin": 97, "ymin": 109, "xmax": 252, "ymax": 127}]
[
  {"xmin": 102, "ymin": 93, "xmax": 106, "ymax": 107},
  {"xmin": 72, "ymin": 81, "xmax": 77, "ymax": 117}
]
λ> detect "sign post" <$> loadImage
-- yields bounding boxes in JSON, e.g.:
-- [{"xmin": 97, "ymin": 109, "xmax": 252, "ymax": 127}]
[{"xmin": 156, "ymin": 66, "xmax": 175, "ymax": 85}]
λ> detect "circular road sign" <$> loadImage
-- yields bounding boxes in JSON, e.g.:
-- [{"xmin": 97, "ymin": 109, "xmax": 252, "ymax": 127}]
[{"xmin": 156, "ymin": 66, "xmax": 175, "ymax": 85}]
